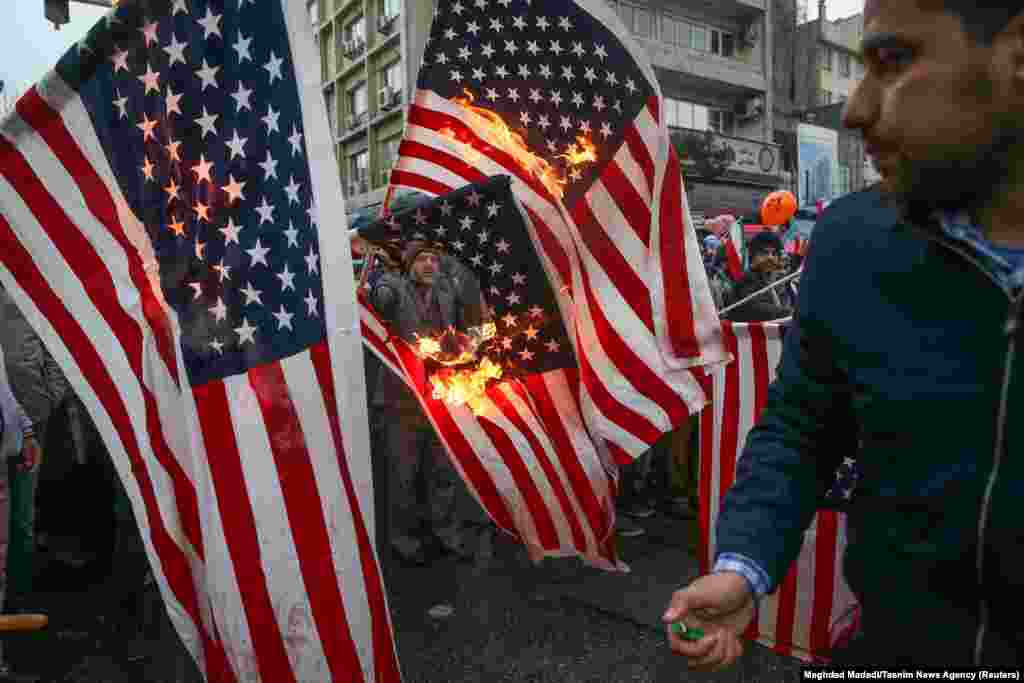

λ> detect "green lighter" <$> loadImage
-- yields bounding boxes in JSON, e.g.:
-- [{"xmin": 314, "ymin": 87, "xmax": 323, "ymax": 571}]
[{"xmin": 670, "ymin": 622, "xmax": 706, "ymax": 641}]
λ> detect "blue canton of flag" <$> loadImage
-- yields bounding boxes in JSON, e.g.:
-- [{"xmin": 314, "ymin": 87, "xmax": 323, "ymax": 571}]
[
  {"xmin": 60, "ymin": 0, "xmax": 323, "ymax": 386},
  {"xmin": 415, "ymin": 0, "xmax": 655, "ymax": 208},
  {"xmin": 826, "ymin": 456, "xmax": 862, "ymax": 502},
  {"xmin": 361, "ymin": 175, "xmax": 576, "ymax": 377}
]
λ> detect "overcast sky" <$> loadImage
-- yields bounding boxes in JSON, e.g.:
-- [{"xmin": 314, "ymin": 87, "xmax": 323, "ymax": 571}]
[{"xmin": 0, "ymin": 0, "xmax": 865, "ymax": 103}]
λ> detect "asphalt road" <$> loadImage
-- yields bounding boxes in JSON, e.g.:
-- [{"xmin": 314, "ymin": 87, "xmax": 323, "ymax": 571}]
[{"xmin": 3, "ymin": 516, "xmax": 803, "ymax": 682}]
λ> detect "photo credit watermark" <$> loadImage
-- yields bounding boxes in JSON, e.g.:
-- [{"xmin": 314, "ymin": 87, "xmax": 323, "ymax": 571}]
[{"xmin": 801, "ymin": 669, "xmax": 1021, "ymax": 681}]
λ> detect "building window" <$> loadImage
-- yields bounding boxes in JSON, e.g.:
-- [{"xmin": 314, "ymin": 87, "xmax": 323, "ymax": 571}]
[
  {"xmin": 839, "ymin": 52, "xmax": 851, "ymax": 77},
  {"xmin": 708, "ymin": 109, "xmax": 735, "ymax": 136},
  {"xmin": 819, "ymin": 89, "xmax": 832, "ymax": 105},
  {"xmin": 345, "ymin": 15, "xmax": 365, "ymax": 45},
  {"xmin": 378, "ymin": 136, "xmax": 400, "ymax": 185},
  {"xmin": 380, "ymin": 0, "xmax": 400, "ymax": 20},
  {"xmin": 349, "ymin": 81, "xmax": 368, "ymax": 122},
  {"xmin": 616, "ymin": 3, "xmax": 653, "ymax": 38},
  {"xmin": 710, "ymin": 29, "xmax": 735, "ymax": 58},
  {"xmin": 662, "ymin": 15, "xmax": 690, "ymax": 46},
  {"xmin": 839, "ymin": 164, "xmax": 851, "ymax": 194},
  {"xmin": 690, "ymin": 25, "xmax": 708, "ymax": 51},
  {"xmin": 349, "ymin": 150, "xmax": 369, "ymax": 190},
  {"xmin": 324, "ymin": 85, "xmax": 336, "ymax": 134},
  {"xmin": 665, "ymin": 97, "xmax": 711, "ymax": 131},
  {"xmin": 821, "ymin": 46, "xmax": 833, "ymax": 71},
  {"xmin": 383, "ymin": 61, "xmax": 403, "ymax": 92}
]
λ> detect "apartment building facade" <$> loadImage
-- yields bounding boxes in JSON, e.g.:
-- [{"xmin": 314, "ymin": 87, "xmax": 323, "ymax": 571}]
[
  {"xmin": 309, "ymin": 0, "xmax": 791, "ymax": 217},
  {"xmin": 308, "ymin": 0, "xmax": 434, "ymax": 211},
  {"xmin": 608, "ymin": 0, "xmax": 790, "ymax": 219}
]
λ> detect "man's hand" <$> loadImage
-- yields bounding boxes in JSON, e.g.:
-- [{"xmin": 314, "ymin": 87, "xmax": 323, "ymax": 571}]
[
  {"xmin": 663, "ymin": 572, "xmax": 756, "ymax": 672},
  {"xmin": 19, "ymin": 436, "xmax": 41, "ymax": 472}
]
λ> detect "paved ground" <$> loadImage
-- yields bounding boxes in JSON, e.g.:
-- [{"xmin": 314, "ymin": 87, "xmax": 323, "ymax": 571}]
[{"xmin": 2, "ymin": 514, "xmax": 805, "ymax": 681}]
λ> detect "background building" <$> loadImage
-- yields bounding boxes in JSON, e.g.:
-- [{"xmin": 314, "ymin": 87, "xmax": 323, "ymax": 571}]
[
  {"xmin": 606, "ymin": 0, "xmax": 790, "ymax": 221},
  {"xmin": 308, "ymin": 0, "xmax": 434, "ymax": 212}
]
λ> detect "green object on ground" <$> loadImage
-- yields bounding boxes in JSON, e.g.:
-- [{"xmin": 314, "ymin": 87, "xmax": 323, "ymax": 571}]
[
  {"xmin": 7, "ymin": 466, "xmax": 39, "ymax": 598},
  {"xmin": 671, "ymin": 622, "xmax": 706, "ymax": 641}
]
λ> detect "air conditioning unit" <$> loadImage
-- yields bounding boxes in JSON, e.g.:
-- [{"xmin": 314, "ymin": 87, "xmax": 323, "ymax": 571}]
[
  {"xmin": 378, "ymin": 86, "xmax": 395, "ymax": 109},
  {"xmin": 378, "ymin": 12, "xmax": 399, "ymax": 34},
  {"xmin": 740, "ymin": 22, "xmax": 759, "ymax": 46},
  {"xmin": 737, "ymin": 96, "xmax": 765, "ymax": 120}
]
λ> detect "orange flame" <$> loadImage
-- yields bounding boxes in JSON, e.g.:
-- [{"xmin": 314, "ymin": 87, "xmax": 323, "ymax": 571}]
[
  {"xmin": 414, "ymin": 322, "xmax": 497, "ymax": 367},
  {"xmin": 447, "ymin": 89, "xmax": 596, "ymax": 199},
  {"xmin": 429, "ymin": 357, "xmax": 504, "ymax": 415}
]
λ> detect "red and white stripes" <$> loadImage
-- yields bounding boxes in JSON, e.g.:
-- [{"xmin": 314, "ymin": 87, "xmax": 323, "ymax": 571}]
[
  {"xmin": 0, "ymin": 73, "xmax": 399, "ymax": 681},
  {"xmin": 697, "ymin": 321, "xmax": 859, "ymax": 662}
]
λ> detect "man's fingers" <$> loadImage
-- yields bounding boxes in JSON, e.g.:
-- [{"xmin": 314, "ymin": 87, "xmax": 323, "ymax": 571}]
[
  {"xmin": 691, "ymin": 632, "xmax": 728, "ymax": 671},
  {"xmin": 667, "ymin": 627, "xmax": 716, "ymax": 659},
  {"xmin": 711, "ymin": 635, "xmax": 743, "ymax": 672}
]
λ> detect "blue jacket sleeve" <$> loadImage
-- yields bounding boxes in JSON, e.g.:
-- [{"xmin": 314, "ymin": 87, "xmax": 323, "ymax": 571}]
[{"xmin": 714, "ymin": 227, "xmax": 851, "ymax": 592}]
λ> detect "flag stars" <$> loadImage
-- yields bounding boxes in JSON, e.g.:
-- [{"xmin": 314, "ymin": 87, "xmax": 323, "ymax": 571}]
[
  {"xmin": 502, "ymin": 312, "xmax": 517, "ymax": 327},
  {"xmin": 485, "ymin": 87, "xmax": 499, "ymax": 102},
  {"xmin": 209, "ymin": 297, "xmax": 228, "ymax": 323},
  {"xmin": 220, "ymin": 217, "xmax": 243, "ymax": 244},
  {"xmin": 164, "ymin": 33, "xmax": 187, "ymax": 66},
  {"xmin": 443, "ymin": 27, "xmax": 457, "ymax": 40},
  {"xmin": 478, "ymin": 229, "xmax": 490, "ymax": 244},
  {"xmin": 222, "ymin": 175, "xmax": 245, "ymax": 204},
  {"xmin": 571, "ymin": 91, "xmax": 584, "ymax": 107},
  {"xmin": 231, "ymin": 81, "xmax": 253, "ymax": 111},
  {"xmin": 210, "ymin": 339, "xmax": 225, "ymax": 355},
  {"xmin": 451, "ymin": 239, "xmax": 465, "ymax": 252},
  {"xmin": 545, "ymin": 339, "xmax": 560, "ymax": 352},
  {"xmin": 537, "ymin": 16, "xmax": 550, "ymax": 31},
  {"xmin": 507, "ymin": 88, "xmax": 519, "ymax": 103},
  {"xmin": 474, "ymin": 0, "xmax": 487, "ymax": 9},
  {"xmin": 194, "ymin": 201, "xmax": 212, "ymax": 222},
  {"xmin": 192, "ymin": 154, "xmax": 214, "ymax": 183},
  {"xmin": 213, "ymin": 259, "xmax": 231, "ymax": 283},
  {"xmin": 605, "ymin": 70, "xmax": 619, "ymax": 86},
  {"xmin": 262, "ymin": 105, "xmax": 281, "ymax": 134},
  {"xmin": 434, "ymin": 52, "xmax": 449, "ymax": 65},
  {"xmin": 110, "ymin": 46, "xmax": 130, "ymax": 72},
  {"xmin": 197, "ymin": 7, "xmax": 222, "ymax": 39},
  {"xmin": 559, "ymin": 115, "xmax": 572, "ymax": 132},
  {"xmin": 600, "ymin": 121, "xmax": 613, "ymax": 139},
  {"xmin": 584, "ymin": 67, "xmax": 598, "ymax": 84},
  {"xmin": 195, "ymin": 240, "xmax": 206, "ymax": 260},
  {"xmin": 264, "ymin": 51, "xmax": 285, "ymax": 83},
  {"xmin": 538, "ymin": 114, "xmax": 550, "ymax": 130},
  {"xmin": 196, "ymin": 59, "xmax": 220, "ymax": 90},
  {"xmin": 593, "ymin": 94, "xmax": 606, "ymax": 111},
  {"xmin": 501, "ymin": 337, "xmax": 514, "ymax": 350},
  {"xmin": 512, "ymin": 272, "xmax": 527, "ymax": 285},
  {"xmin": 194, "ymin": 107, "xmax": 219, "ymax": 138},
  {"xmin": 284, "ymin": 222, "xmax": 300, "ymax": 248},
  {"xmin": 259, "ymin": 150, "xmax": 278, "ymax": 179},
  {"xmin": 288, "ymin": 126, "xmax": 303, "ymax": 156},
  {"xmin": 488, "ymin": 261, "xmax": 503, "ymax": 276},
  {"xmin": 561, "ymin": 66, "xmax": 575, "ymax": 83},
  {"xmin": 165, "ymin": 138, "xmax": 182, "ymax": 162},
  {"xmin": 234, "ymin": 318, "xmax": 257, "ymax": 346},
  {"xmin": 524, "ymin": 326, "xmax": 539, "ymax": 341},
  {"xmin": 625, "ymin": 77, "xmax": 637, "ymax": 93},
  {"xmin": 595, "ymin": 44, "xmax": 608, "ymax": 60},
  {"xmin": 457, "ymin": 46, "xmax": 472, "ymax": 61},
  {"xmin": 240, "ymin": 282, "xmax": 263, "ymax": 306},
  {"xmin": 550, "ymin": 40, "xmax": 564, "ymax": 56},
  {"xmin": 466, "ymin": 190, "xmax": 483, "ymax": 207},
  {"xmin": 225, "ymin": 129, "xmax": 247, "ymax": 159},
  {"xmin": 504, "ymin": 40, "xmax": 518, "ymax": 55},
  {"xmin": 459, "ymin": 215, "xmax": 474, "ymax": 231},
  {"xmin": 517, "ymin": 64, "xmax": 531, "ymax": 78},
  {"xmin": 304, "ymin": 247, "xmax": 319, "ymax": 275},
  {"xmin": 539, "ymin": 64, "xmax": 553, "ymax": 79},
  {"xmin": 466, "ymin": 20, "xmax": 480, "ymax": 35},
  {"xmin": 507, "ymin": 292, "xmax": 521, "ymax": 305},
  {"xmin": 141, "ymin": 20, "xmax": 160, "ymax": 47},
  {"xmin": 494, "ymin": 65, "xmax": 509, "ymax": 78},
  {"xmin": 613, "ymin": 99, "xmax": 623, "ymax": 113},
  {"xmin": 188, "ymin": 282, "xmax": 202, "ymax": 300},
  {"xmin": 579, "ymin": 120, "xmax": 591, "ymax": 134},
  {"xmin": 481, "ymin": 43, "xmax": 495, "ymax": 59},
  {"xmin": 272, "ymin": 305, "xmax": 295, "ymax": 331},
  {"xmin": 489, "ymin": 18, "xmax": 503, "ymax": 32},
  {"xmin": 284, "ymin": 176, "xmax": 301, "ymax": 204},
  {"xmin": 304, "ymin": 291, "xmax": 319, "ymax": 317},
  {"xmin": 165, "ymin": 87, "xmax": 183, "ymax": 116},
  {"xmin": 518, "ymin": 349, "xmax": 535, "ymax": 361},
  {"xmin": 233, "ymin": 31, "xmax": 253, "ymax": 62},
  {"xmin": 450, "ymin": 69, "xmax": 463, "ymax": 83},
  {"xmin": 276, "ymin": 264, "xmax": 297, "ymax": 292},
  {"xmin": 571, "ymin": 41, "xmax": 585, "ymax": 57},
  {"xmin": 141, "ymin": 157, "xmax": 155, "ymax": 181},
  {"xmin": 246, "ymin": 238, "xmax": 271, "ymax": 267},
  {"xmin": 451, "ymin": 0, "xmax": 465, "ymax": 15},
  {"xmin": 526, "ymin": 40, "xmax": 541, "ymax": 56},
  {"xmin": 496, "ymin": 238, "xmax": 511, "ymax": 253},
  {"xmin": 113, "ymin": 92, "xmax": 128, "ymax": 119},
  {"xmin": 137, "ymin": 113, "xmax": 158, "ymax": 141},
  {"xmin": 529, "ymin": 88, "xmax": 543, "ymax": 104},
  {"xmin": 512, "ymin": 16, "xmax": 526, "ymax": 30},
  {"xmin": 138, "ymin": 64, "xmax": 161, "ymax": 94},
  {"xmin": 440, "ymin": 200, "xmax": 453, "ymax": 216},
  {"xmin": 255, "ymin": 197, "xmax": 275, "ymax": 224},
  {"xmin": 168, "ymin": 218, "xmax": 186, "ymax": 236},
  {"xmin": 469, "ymin": 253, "xmax": 484, "ymax": 267}
]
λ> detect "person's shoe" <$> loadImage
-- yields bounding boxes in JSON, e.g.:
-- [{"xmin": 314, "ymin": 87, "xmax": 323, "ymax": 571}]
[
  {"xmin": 621, "ymin": 502, "xmax": 656, "ymax": 519},
  {"xmin": 616, "ymin": 517, "xmax": 645, "ymax": 538}
]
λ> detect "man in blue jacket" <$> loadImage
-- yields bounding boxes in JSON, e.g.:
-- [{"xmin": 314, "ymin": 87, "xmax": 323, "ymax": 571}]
[{"xmin": 663, "ymin": 0, "xmax": 1024, "ymax": 668}]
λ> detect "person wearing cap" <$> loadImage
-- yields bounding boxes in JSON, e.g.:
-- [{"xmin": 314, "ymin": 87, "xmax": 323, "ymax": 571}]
[
  {"xmin": 369, "ymin": 241, "xmax": 484, "ymax": 567},
  {"xmin": 721, "ymin": 231, "xmax": 791, "ymax": 322}
]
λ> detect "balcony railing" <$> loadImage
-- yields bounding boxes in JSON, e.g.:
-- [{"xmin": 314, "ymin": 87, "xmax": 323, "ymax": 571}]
[{"xmin": 672, "ymin": 127, "xmax": 783, "ymax": 178}]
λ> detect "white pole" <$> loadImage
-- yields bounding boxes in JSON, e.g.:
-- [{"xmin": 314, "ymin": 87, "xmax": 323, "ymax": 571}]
[{"xmin": 718, "ymin": 268, "xmax": 803, "ymax": 316}]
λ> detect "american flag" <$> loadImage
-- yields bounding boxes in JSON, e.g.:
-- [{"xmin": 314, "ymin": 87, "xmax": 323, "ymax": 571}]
[
  {"xmin": 382, "ymin": 0, "xmax": 727, "ymax": 467},
  {"xmin": 361, "ymin": 176, "xmax": 626, "ymax": 569},
  {"xmin": 0, "ymin": 1, "xmax": 399, "ymax": 680},
  {"xmin": 696, "ymin": 321, "xmax": 860, "ymax": 662}
]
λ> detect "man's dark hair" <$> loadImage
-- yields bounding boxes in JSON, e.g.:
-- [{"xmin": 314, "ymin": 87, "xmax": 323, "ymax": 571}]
[{"xmin": 923, "ymin": 1, "xmax": 1024, "ymax": 44}]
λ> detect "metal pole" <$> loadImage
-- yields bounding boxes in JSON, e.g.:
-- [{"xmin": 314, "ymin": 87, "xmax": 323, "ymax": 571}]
[
  {"xmin": 72, "ymin": 0, "xmax": 116, "ymax": 7},
  {"xmin": 718, "ymin": 268, "xmax": 803, "ymax": 316}
]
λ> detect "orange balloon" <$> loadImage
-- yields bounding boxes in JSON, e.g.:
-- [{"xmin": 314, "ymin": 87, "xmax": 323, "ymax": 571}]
[{"xmin": 761, "ymin": 190, "xmax": 797, "ymax": 226}]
